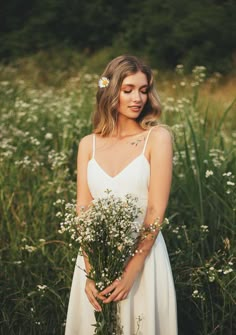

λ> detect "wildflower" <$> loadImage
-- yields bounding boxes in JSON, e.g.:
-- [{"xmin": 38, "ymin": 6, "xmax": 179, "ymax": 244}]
[
  {"xmin": 22, "ymin": 245, "xmax": 37, "ymax": 252},
  {"xmin": 175, "ymin": 64, "xmax": 184, "ymax": 75},
  {"xmin": 192, "ymin": 289, "xmax": 205, "ymax": 300},
  {"xmin": 200, "ymin": 225, "xmax": 209, "ymax": 233},
  {"xmin": 98, "ymin": 77, "xmax": 110, "ymax": 88},
  {"xmin": 37, "ymin": 284, "xmax": 47, "ymax": 291},
  {"xmin": 223, "ymin": 268, "xmax": 233, "ymax": 275},
  {"xmin": 226, "ymin": 181, "xmax": 235, "ymax": 186},
  {"xmin": 205, "ymin": 170, "xmax": 213, "ymax": 178},
  {"xmin": 223, "ymin": 172, "xmax": 232, "ymax": 177},
  {"xmin": 192, "ymin": 290, "xmax": 199, "ymax": 298},
  {"xmin": 56, "ymin": 211, "xmax": 63, "ymax": 218},
  {"xmin": 45, "ymin": 133, "xmax": 53, "ymax": 140}
]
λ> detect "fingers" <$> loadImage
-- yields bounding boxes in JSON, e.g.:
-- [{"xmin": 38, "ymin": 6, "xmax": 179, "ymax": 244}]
[
  {"xmin": 100, "ymin": 281, "xmax": 117, "ymax": 297},
  {"xmin": 85, "ymin": 281, "xmax": 102, "ymax": 312},
  {"xmin": 101, "ymin": 280, "xmax": 128, "ymax": 303},
  {"xmin": 86, "ymin": 278, "xmax": 129, "ymax": 307}
]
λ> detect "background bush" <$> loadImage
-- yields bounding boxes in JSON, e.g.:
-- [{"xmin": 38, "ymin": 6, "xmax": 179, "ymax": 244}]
[{"xmin": 1, "ymin": 0, "xmax": 236, "ymax": 73}]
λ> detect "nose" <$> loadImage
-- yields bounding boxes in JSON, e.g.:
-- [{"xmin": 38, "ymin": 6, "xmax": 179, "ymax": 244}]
[{"xmin": 132, "ymin": 90, "xmax": 141, "ymax": 102}]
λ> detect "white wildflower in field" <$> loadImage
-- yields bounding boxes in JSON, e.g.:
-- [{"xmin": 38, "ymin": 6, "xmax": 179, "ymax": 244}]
[
  {"xmin": 192, "ymin": 289, "xmax": 205, "ymax": 300},
  {"xmin": 192, "ymin": 289, "xmax": 199, "ymax": 297},
  {"xmin": 175, "ymin": 64, "xmax": 184, "ymax": 75},
  {"xmin": 192, "ymin": 66, "xmax": 207, "ymax": 85},
  {"xmin": 207, "ymin": 267, "xmax": 216, "ymax": 282},
  {"xmin": 200, "ymin": 225, "xmax": 209, "ymax": 233},
  {"xmin": 45, "ymin": 133, "xmax": 53, "ymax": 140},
  {"xmin": 22, "ymin": 245, "xmax": 37, "ymax": 252},
  {"xmin": 223, "ymin": 172, "xmax": 232, "ymax": 177},
  {"xmin": 37, "ymin": 284, "xmax": 47, "ymax": 291},
  {"xmin": 205, "ymin": 170, "xmax": 213, "ymax": 178},
  {"xmin": 48, "ymin": 150, "xmax": 68, "ymax": 169}
]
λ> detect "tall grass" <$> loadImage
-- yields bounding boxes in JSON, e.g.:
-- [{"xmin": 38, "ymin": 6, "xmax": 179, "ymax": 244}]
[{"xmin": 0, "ymin": 60, "xmax": 235, "ymax": 335}]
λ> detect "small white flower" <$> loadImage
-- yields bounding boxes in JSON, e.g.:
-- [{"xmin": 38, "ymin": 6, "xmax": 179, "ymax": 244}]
[
  {"xmin": 23, "ymin": 245, "xmax": 37, "ymax": 252},
  {"xmin": 98, "ymin": 77, "xmax": 110, "ymax": 88},
  {"xmin": 223, "ymin": 268, "xmax": 233, "ymax": 274},
  {"xmin": 205, "ymin": 170, "xmax": 213, "ymax": 178},
  {"xmin": 200, "ymin": 225, "xmax": 209, "ymax": 233},
  {"xmin": 45, "ymin": 133, "xmax": 53, "ymax": 140},
  {"xmin": 37, "ymin": 284, "xmax": 47, "ymax": 291}
]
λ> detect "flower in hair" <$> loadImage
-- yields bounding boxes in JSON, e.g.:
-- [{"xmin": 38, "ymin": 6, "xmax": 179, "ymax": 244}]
[{"xmin": 98, "ymin": 76, "xmax": 110, "ymax": 88}]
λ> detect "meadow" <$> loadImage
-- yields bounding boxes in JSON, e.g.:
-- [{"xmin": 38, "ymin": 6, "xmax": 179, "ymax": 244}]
[{"xmin": 0, "ymin": 55, "xmax": 235, "ymax": 335}]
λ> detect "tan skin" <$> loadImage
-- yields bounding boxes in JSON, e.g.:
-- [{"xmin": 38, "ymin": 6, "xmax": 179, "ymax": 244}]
[{"xmin": 76, "ymin": 71, "xmax": 173, "ymax": 311}]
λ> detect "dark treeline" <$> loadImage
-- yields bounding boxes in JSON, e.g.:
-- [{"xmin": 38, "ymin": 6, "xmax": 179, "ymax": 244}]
[{"xmin": 0, "ymin": 0, "xmax": 236, "ymax": 73}]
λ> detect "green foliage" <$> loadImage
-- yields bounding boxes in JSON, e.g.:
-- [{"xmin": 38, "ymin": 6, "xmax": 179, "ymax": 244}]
[
  {"xmin": 0, "ymin": 0, "xmax": 236, "ymax": 73},
  {"xmin": 0, "ymin": 63, "xmax": 235, "ymax": 334},
  {"xmin": 121, "ymin": 0, "xmax": 236, "ymax": 73}
]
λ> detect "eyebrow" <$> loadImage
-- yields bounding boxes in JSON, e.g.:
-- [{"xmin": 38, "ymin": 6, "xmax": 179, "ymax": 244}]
[{"xmin": 121, "ymin": 84, "xmax": 149, "ymax": 88}]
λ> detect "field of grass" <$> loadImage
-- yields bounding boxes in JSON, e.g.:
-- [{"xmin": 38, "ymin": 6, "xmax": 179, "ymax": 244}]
[{"xmin": 0, "ymin": 52, "xmax": 235, "ymax": 335}]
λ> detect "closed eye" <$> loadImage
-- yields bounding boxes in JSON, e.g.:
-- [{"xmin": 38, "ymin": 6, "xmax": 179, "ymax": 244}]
[{"xmin": 123, "ymin": 89, "xmax": 148, "ymax": 94}]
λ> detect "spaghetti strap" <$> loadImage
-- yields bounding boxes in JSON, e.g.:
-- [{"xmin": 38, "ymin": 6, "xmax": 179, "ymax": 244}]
[
  {"xmin": 142, "ymin": 127, "xmax": 154, "ymax": 155},
  {"xmin": 92, "ymin": 134, "xmax": 96, "ymax": 159}
]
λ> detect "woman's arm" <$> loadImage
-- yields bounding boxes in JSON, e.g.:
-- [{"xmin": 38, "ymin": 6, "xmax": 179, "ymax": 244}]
[
  {"xmin": 99, "ymin": 126, "xmax": 173, "ymax": 303},
  {"xmin": 77, "ymin": 135, "xmax": 102, "ymax": 311}
]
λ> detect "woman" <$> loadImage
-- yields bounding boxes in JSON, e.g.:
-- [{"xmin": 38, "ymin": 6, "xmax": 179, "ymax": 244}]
[{"xmin": 65, "ymin": 55, "xmax": 178, "ymax": 334}]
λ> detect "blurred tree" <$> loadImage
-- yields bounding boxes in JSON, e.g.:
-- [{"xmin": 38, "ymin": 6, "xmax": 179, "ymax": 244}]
[
  {"xmin": 120, "ymin": 0, "xmax": 236, "ymax": 72},
  {"xmin": 0, "ymin": 0, "xmax": 235, "ymax": 72}
]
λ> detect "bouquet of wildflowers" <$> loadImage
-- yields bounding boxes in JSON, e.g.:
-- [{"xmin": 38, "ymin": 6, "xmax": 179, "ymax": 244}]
[{"xmin": 60, "ymin": 190, "xmax": 143, "ymax": 335}]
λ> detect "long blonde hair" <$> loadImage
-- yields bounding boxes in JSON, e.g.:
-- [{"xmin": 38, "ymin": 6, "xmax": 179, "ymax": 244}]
[{"xmin": 92, "ymin": 55, "xmax": 161, "ymax": 136}]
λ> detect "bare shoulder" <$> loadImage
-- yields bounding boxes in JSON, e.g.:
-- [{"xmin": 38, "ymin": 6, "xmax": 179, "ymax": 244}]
[
  {"xmin": 78, "ymin": 133, "xmax": 93, "ymax": 158},
  {"xmin": 79, "ymin": 133, "xmax": 93, "ymax": 147},
  {"xmin": 149, "ymin": 124, "xmax": 173, "ymax": 146}
]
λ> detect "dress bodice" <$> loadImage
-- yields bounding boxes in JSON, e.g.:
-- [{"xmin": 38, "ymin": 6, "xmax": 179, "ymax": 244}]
[
  {"xmin": 87, "ymin": 129, "xmax": 153, "ymax": 222},
  {"xmin": 87, "ymin": 154, "xmax": 150, "ymax": 199}
]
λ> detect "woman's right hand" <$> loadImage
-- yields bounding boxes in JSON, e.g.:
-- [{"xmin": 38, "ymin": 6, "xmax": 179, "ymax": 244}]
[{"xmin": 85, "ymin": 278, "xmax": 102, "ymax": 312}]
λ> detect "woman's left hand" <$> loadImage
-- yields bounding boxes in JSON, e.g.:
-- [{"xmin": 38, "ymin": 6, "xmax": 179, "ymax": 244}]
[{"xmin": 98, "ymin": 269, "xmax": 138, "ymax": 303}]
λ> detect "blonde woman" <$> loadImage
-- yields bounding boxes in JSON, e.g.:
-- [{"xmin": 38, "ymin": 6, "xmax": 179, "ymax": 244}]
[{"xmin": 65, "ymin": 55, "xmax": 178, "ymax": 335}]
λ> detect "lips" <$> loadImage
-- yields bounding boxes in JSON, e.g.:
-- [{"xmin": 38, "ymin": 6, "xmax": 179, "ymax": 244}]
[{"xmin": 129, "ymin": 105, "xmax": 142, "ymax": 112}]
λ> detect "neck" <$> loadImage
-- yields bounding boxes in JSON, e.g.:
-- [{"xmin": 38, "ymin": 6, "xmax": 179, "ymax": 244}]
[{"xmin": 113, "ymin": 117, "xmax": 142, "ymax": 138}]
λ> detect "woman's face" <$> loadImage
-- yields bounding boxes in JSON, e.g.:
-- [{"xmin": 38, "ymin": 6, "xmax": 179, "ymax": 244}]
[{"xmin": 118, "ymin": 71, "xmax": 148, "ymax": 120}]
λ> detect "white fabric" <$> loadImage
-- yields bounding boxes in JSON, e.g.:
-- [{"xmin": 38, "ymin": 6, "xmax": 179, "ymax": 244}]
[{"xmin": 65, "ymin": 130, "xmax": 178, "ymax": 335}]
